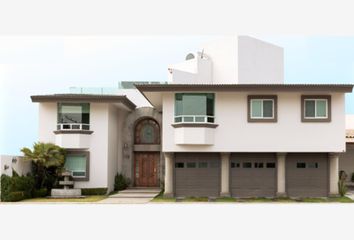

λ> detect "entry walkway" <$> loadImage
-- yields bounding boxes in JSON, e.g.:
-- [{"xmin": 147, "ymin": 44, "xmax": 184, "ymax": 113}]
[{"xmin": 99, "ymin": 188, "xmax": 161, "ymax": 204}]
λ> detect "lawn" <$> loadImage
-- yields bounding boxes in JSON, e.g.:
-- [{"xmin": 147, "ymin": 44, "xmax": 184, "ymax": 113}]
[
  {"xmin": 19, "ymin": 195, "xmax": 107, "ymax": 203},
  {"xmin": 151, "ymin": 195, "xmax": 354, "ymax": 203}
]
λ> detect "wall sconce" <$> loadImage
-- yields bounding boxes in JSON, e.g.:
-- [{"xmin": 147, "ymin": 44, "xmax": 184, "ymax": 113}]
[{"xmin": 12, "ymin": 157, "xmax": 17, "ymax": 164}]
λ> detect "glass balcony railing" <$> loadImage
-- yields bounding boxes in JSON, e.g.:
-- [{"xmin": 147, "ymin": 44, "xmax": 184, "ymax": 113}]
[{"xmin": 174, "ymin": 115, "xmax": 215, "ymax": 124}]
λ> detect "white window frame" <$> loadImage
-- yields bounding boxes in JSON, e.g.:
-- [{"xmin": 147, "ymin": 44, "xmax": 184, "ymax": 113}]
[
  {"xmin": 250, "ymin": 99, "xmax": 275, "ymax": 119},
  {"xmin": 304, "ymin": 99, "xmax": 328, "ymax": 119}
]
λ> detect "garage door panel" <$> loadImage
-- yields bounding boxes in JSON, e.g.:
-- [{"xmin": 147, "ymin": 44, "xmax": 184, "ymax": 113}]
[
  {"xmin": 175, "ymin": 153, "xmax": 220, "ymax": 197},
  {"xmin": 230, "ymin": 153, "xmax": 276, "ymax": 198},
  {"xmin": 286, "ymin": 153, "xmax": 328, "ymax": 197}
]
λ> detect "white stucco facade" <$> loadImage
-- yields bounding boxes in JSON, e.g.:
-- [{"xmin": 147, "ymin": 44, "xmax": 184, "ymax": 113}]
[
  {"xmin": 169, "ymin": 36, "xmax": 284, "ymax": 85},
  {"xmin": 37, "ymin": 102, "xmax": 132, "ymax": 192},
  {"xmin": 162, "ymin": 92, "xmax": 346, "ymax": 153}
]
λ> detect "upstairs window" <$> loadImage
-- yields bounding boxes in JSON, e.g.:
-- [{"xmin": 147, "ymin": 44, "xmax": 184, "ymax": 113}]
[
  {"xmin": 174, "ymin": 93, "xmax": 215, "ymax": 123},
  {"xmin": 57, "ymin": 103, "xmax": 90, "ymax": 130},
  {"xmin": 248, "ymin": 95, "xmax": 277, "ymax": 122},
  {"xmin": 302, "ymin": 96, "xmax": 331, "ymax": 122}
]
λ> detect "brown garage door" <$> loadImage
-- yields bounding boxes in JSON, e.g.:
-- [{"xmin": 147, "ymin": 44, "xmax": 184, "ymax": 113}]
[
  {"xmin": 175, "ymin": 153, "xmax": 220, "ymax": 197},
  {"xmin": 230, "ymin": 153, "xmax": 276, "ymax": 198},
  {"xmin": 286, "ymin": 153, "xmax": 328, "ymax": 197}
]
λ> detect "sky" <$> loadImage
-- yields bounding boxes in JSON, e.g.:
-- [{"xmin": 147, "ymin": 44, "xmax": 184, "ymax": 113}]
[{"xmin": 0, "ymin": 35, "xmax": 354, "ymax": 155}]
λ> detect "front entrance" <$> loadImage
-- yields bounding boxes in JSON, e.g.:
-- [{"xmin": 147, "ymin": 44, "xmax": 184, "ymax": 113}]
[{"xmin": 134, "ymin": 152, "xmax": 159, "ymax": 187}]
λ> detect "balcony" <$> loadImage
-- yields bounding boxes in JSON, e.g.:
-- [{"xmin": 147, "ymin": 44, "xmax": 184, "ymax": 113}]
[
  {"xmin": 172, "ymin": 115, "xmax": 218, "ymax": 145},
  {"xmin": 54, "ymin": 123, "xmax": 92, "ymax": 149}
]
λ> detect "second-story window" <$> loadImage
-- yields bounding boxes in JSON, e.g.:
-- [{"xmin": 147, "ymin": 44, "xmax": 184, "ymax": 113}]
[
  {"xmin": 57, "ymin": 103, "xmax": 90, "ymax": 130},
  {"xmin": 248, "ymin": 95, "xmax": 277, "ymax": 122},
  {"xmin": 301, "ymin": 95, "xmax": 331, "ymax": 122},
  {"xmin": 174, "ymin": 93, "xmax": 215, "ymax": 123}
]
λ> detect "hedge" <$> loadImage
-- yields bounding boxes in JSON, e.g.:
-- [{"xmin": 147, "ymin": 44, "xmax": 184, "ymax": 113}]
[
  {"xmin": 1, "ymin": 173, "xmax": 35, "ymax": 202},
  {"xmin": 33, "ymin": 188, "xmax": 48, "ymax": 198},
  {"xmin": 81, "ymin": 188, "xmax": 108, "ymax": 195}
]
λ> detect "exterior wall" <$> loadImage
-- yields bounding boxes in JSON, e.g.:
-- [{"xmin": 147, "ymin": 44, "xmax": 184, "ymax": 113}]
[
  {"xmin": 106, "ymin": 105, "xmax": 128, "ymax": 192},
  {"xmin": 238, "ymin": 36, "xmax": 284, "ymax": 84},
  {"xmin": 74, "ymin": 103, "xmax": 109, "ymax": 189},
  {"xmin": 201, "ymin": 37, "xmax": 238, "ymax": 84},
  {"xmin": 199, "ymin": 36, "xmax": 284, "ymax": 84},
  {"xmin": 0, "ymin": 155, "xmax": 32, "ymax": 177},
  {"xmin": 339, "ymin": 143, "xmax": 354, "ymax": 181},
  {"xmin": 162, "ymin": 92, "xmax": 345, "ymax": 152},
  {"xmin": 347, "ymin": 114, "xmax": 354, "ymax": 129},
  {"xmin": 38, "ymin": 102, "xmax": 57, "ymax": 143}
]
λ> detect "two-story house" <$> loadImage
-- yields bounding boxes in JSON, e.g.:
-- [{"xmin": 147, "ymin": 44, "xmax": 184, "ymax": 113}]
[{"xmin": 31, "ymin": 36, "xmax": 353, "ymax": 197}]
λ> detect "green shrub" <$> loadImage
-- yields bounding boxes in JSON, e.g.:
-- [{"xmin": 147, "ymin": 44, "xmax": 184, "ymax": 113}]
[
  {"xmin": 1, "ymin": 172, "xmax": 35, "ymax": 202},
  {"xmin": 33, "ymin": 188, "xmax": 48, "ymax": 198},
  {"xmin": 7, "ymin": 191, "xmax": 25, "ymax": 202},
  {"xmin": 81, "ymin": 188, "xmax": 108, "ymax": 195},
  {"xmin": 338, "ymin": 180, "xmax": 347, "ymax": 197},
  {"xmin": 114, "ymin": 173, "xmax": 130, "ymax": 191}
]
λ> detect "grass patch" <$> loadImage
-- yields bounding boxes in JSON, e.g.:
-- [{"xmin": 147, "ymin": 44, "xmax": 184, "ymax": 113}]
[
  {"xmin": 215, "ymin": 197, "xmax": 237, "ymax": 202},
  {"xmin": 181, "ymin": 197, "xmax": 209, "ymax": 202},
  {"xmin": 151, "ymin": 191, "xmax": 176, "ymax": 202},
  {"xmin": 20, "ymin": 195, "xmax": 107, "ymax": 203}
]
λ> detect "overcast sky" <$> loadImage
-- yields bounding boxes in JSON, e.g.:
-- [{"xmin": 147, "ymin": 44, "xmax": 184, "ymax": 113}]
[{"xmin": 1, "ymin": 35, "xmax": 353, "ymax": 155}]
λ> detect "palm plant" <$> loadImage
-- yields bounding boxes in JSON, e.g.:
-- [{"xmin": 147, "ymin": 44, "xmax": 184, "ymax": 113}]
[{"xmin": 21, "ymin": 142, "xmax": 66, "ymax": 189}]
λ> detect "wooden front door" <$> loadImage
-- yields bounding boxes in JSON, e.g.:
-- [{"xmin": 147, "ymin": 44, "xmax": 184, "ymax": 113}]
[{"xmin": 134, "ymin": 152, "xmax": 159, "ymax": 187}]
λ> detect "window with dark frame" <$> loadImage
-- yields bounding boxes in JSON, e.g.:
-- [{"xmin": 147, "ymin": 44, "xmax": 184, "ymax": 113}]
[
  {"xmin": 296, "ymin": 162, "xmax": 306, "ymax": 168},
  {"xmin": 175, "ymin": 162, "xmax": 184, "ymax": 168},
  {"xmin": 266, "ymin": 162, "xmax": 276, "ymax": 168}
]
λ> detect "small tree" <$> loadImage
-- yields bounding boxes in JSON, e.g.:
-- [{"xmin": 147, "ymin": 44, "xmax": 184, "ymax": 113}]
[{"xmin": 21, "ymin": 142, "xmax": 66, "ymax": 189}]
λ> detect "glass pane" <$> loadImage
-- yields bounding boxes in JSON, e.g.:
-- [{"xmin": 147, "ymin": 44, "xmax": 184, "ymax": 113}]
[
  {"xmin": 263, "ymin": 100, "xmax": 273, "ymax": 118},
  {"xmin": 296, "ymin": 162, "xmax": 306, "ymax": 168},
  {"xmin": 198, "ymin": 162, "xmax": 208, "ymax": 168},
  {"xmin": 58, "ymin": 103, "xmax": 90, "ymax": 124},
  {"xmin": 82, "ymin": 125, "xmax": 90, "ymax": 130},
  {"xmin": 243, "ymin": 162, "xmax": 252, "ymax": 168},
  {"xmin": 308, "ymin": 162, "xmax": 319, "ymax": 168},
  {"xmin": 183, "ymin": 116, "xmax": 194, "ymax": 122},
  {"xmin": 140, "ymin": 124, "xmax": 155, "ymax": 144},
  {"xmin": 195, "ymin": 116, "xmax": 205, "ymax": 122},
  {"xmin": 254, "ymin": 162, "xmax": 264, "ymax": 168},
  {"xmin": 186, "ymin": 162, "xmax": 196, "ymax": 168},
  {"xmin": 65, "ymin": 155, "xmax": 86, "ymax": 176},
  {"xmin": 207, "ymin": 117, "xmax": 214, "ymax": 123},
  {"xmin": 175, "ymin": 162, "xmax": 184, "ymax": 168},
  {"xmin": 251, "ymin": 100, "xmax": 262, "ymax": 118},
  {"xmin": 183, "ymin": 95, "xmax": 206, "ymax": 115},
  {"xmin": 316, "ymin": 100, "xmax": 327, "ymax": 117},
  {"xmin": 174, "ymin": 93, "xmax": 215, "ymax": 117},
  {"xmin": 305, "ymin": 100, "xmax": 315, "ymax": 117},
  {"xmin": 266, "ymin": 162, "xmax": 276, "ymax": 168}
]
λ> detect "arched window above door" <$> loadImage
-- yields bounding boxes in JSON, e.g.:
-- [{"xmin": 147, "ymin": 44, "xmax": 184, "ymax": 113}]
[{"xmin": 134, "ymin": 118, "xmax": 160, "ymax": 144}]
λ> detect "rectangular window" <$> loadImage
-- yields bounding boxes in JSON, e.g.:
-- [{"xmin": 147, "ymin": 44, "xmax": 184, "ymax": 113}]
[
  {"xmin": 243, "ymin": 162, "xmax": 252, "ymax": 168},
  {"xmin": 302, "ymin": 96, "xmax": 331, "ymax": 122},
  {"xmin": 175, "ymin": 162, "xmax": 184, "ymax": 168},
  {"xmin": 64, "ymin": 153, "xmax": 89, "ymax": 180},
  {"xmin": 231, "ymin": 162, "xmax": 240, "ymax": 168},
  {"xmin": 186, "ymin": 162, "xmax": 196, "ymax": 168},
  {"xmin": 175, "ymin": 93, "xmax": 215, "ymax": 123},
  {"xmin": 308, "ymin": 162, "xmax": 319, "ymax": 168},
  {"xmin": 296, "ymin": 162, "xmax": 306, "ymax": 168},
  {"xmin": 266, "ymin": 162, "xmax": 276, "ymax": 168},
  {"xmin": 248, "ymin": 96, "xmax": 277, "ymax": 122},
  {"xmin": 198, "ymin": 162, "xmax": 208, "ymax": 168},
  {"xmin": 304, "ymin": 99, "xmax": 328, "ymax": 118},
  {"xmin": 57, "ymin": 103, "xmax": 90, "ymax": 130},
  {"xmin": 254, "ymin": 162, "xmax": 264, "ymax": 168}
]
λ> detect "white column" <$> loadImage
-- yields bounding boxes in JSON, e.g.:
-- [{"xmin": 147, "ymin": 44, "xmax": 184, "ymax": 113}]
[
  {"xmin": 276, "ymin": 153, "xmax": 287, "ymax": 197},
  {"xmin": 164, "ymin": 152, "xmax": 174, "ymax": 197},
  {"xmin": 329, "ymin": 153, "xmax": 340, "ymax": 196},
  {"xmin": 220, "ymin": 153, "xmax": 230, "ymax": 197}
]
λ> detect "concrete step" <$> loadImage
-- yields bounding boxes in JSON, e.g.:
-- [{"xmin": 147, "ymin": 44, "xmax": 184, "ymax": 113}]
[{"xmin": 109, "ymin": 188, "xmax": 161, "ymax": 199}]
